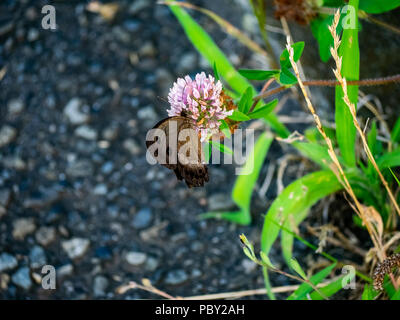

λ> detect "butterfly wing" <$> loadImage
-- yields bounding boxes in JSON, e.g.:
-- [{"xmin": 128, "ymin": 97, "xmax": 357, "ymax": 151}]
[{"xmin": 146, "ymin": 116, "xmax": 209, "ymax": 188}]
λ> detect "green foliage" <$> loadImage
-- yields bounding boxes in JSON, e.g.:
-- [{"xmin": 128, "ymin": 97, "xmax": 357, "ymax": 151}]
[
  {"xmin": 311, "ymin": 14, "xmax": 343, "ymax": 62},
  {"xmin": 261, "ymin": 170, "xmax": 343, "ymax": 257},
  {"xmin": 248, "ymin": 99, "xmax": 278, "ymax": 119},
  {"xmin": 201, "ymin": 132, "xmax": 273, "ymax": 225},
  {"xmin": 362, "ymin": 284, "xmax": 379, "ymax": 300},
  {"xmin": 335, "ymin": 0, "xmax": 360, "ymax": 167},
  {"xmin": 237, "ymin": 86, "xmax": 253, "ymax": 114},
  {"xmin": 359, "ymin": 0, "xmax": 400, "ymax": 13},
  {"xmin": 309, "ymin": 273, "xmax": 353, "ymax": 300},
  {"xmin": 238, "ymin": 69, "xmax": 279, "ymax": 80},
  {"xmin": 287, "ymin": 263, "xmax": 337, "ymax": 300}
]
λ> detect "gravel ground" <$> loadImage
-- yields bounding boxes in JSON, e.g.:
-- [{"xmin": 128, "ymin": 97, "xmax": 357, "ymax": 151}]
[{"xmin": 0, "ymin": 0, "xmax": 399, "ymax": 300}]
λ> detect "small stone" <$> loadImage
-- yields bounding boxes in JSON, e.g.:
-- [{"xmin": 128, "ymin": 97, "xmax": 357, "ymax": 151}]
[
  {"xmin": 0, "ymin": 189, "xmax": 11, "ymax": 207},
  {"xmin": 207, "ymin": 193, "xmax": 235, "ymax": 211},
  {"xmin": 129, "ymin": 0, "xmax": 149, "ymax": 15},
  {"xmin": 93, "ymin": 276, "xmax": 109, "ymax": 297},
  {"xmin": 75, "ymin": 125, "xmax": 98, "ymax": 140},
  {"xmin": 123, "ymin": 139, "xmax": 141, "ymax": 155},
  {"xmin": 62, "ymin": 238, "xmax": 90, "ymax": 259},
  {"xmin": 164, "ymin": 269, "xmax": 188, "ymax": 286},
  {"xmin": 27, "ymin": 28, "xmax": 39, "ymax": 41},
  {"xmin": 139, "ymin": 41, "xmax": 156, "ymax": 57},
  {"xmin": 177, "ymin": 52, "xmax": 197, "ymax": 73},
  {"xmin": 0, "ymin": 273, "xmax": 10, "ymax": 290},
  {"xmin": 64, "ymin": 98, "xmax": 89, "ymax": 125},
  {"xmin": 144, "ymin": 256, "xmax": 159, "ymax": 272},
  {"xmin": 102, "ymin": 126, "xmax": 118, "ymax": 140},
  {"xmin": 66, "ymin": 160, "xmax": 93, "ymax": 177},
  {"xmin": 35, "ymin": 226, "xmax": 56, "ymax": 246},
  {"xmin": 12, "ymin": 218, "xmax": 36, "ymax": 240},
  {"xmin": 57, "ymin": 264, "xmax": 73, "ymax": 278},
  {"xmin": 0, "ymin": 125, "xmax": 17, "ymax": 148},
  {"xmin": 0, "ymin": 253, "xmax": 18, "ymax": 272},
  {"xmin": 132, "ymin": 208, "xmax": 153, "ymax": 229},
  {"xmin": 7, "ymin": 98, "xmax": 25, "ymax": 115},
  {"xmin": 125, "ymin": 251, "xmax": 147, "ymax": 266},
  {"xmin": 241, "ymin": 259, "xmax": 257, "ymax": 274},
  {"xmin": 29, "ymin": 246, "xmax": 47, "ymax": 269},
  {"xmin": 137, "ymin": 106, "xmax": 157, "ymax": 122},
  {"xmin": 11, "ymin": 267, "xmax": 32, "ymax": 290},
  {"xmin": 93, "ymin": 184, "xmax": 108, "ymax": 195}
]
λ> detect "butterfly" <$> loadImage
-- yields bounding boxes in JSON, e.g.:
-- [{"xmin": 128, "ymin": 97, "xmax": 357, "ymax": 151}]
[{"xmin": 146, "ymin": 115, "xmax": 209, "ymax": 188}]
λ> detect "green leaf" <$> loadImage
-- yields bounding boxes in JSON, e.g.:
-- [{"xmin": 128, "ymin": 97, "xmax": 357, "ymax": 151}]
[
  {"xmin": 238, "ymin": 86, "xmax": 253, "ymax": 114},
  {"xmin": 248, "ymin": 99, "xmax": 278, "ymax": 119},
  {"xmin": 287, "ymin": 263, "xmax": 337, "ymax": 300},
  {"xmin": 260, "ymin": 251, "xmax": 275, "ymax": 269},
  {"xmin": 203, "ymin": 141, "xmax": 212, "ymax": 163},
  {"xmin": 280, "ymin": 41, "xmax": 305, "ymax": 69},
  {"xmin": 201, "ymin": 132, "xmax": 274, "ymax": 225},
  {"xmin": 228, "ymin": 110, "xmax": 251, "ymax": 121},
  {"xmin": 279, "ymin": 68, "xmax": 298, "ymax": 85},
  {"xmin": 359, "ymin": 0, "xmax": 400, "ymax": 13},
  {"xmin": 238, "ymin": 69, "xmax": 280, "ymax": 80},
  {"xmin": 209, "ymin": 140, "xmax": 233, "ymax": 155},
  {"xmin": 335, "ymin": 0, "xmax": 360, "ymax": 167},
  {"xmin": 311, "ymin": 15, "xmax": 344, "ymax": 62},
  {"xmin": 377, "ymin": 150, "xmax": 400, "ymax": 169},
  {"xmin": 281, "ymin": 209, "xmax": 309, "ymax": 266},
  {"xmin": 391, "ymin": 116, "xmax": 400, "ymax": 143},
  {"xmin": 219, "ymin": 119, "xmax": 231, "ymax": 139},
  {"xmin": 292, "ymin": 141, "xmax": 332, "ymax": 169},
  {"xmin": 232, "ymin": 131, "xmax": 274, "ymax": 218},
  {"xmin": 213, "ymin": 61, "xmax": 220, "ymax": 81},
  {"xmin": 168, "ymin": 2, "xmax": 250, "ymax": 94},
  {"xmin": 309, "ymin": 274, "xmax": 353, "ymax": 300},
  {"xmin": 391, "ymin": 288, "xmax": 400, "ymax": 300},
  {"xmin": 362, "ymin": 284, "xmax": 379, "ymax": 300},
  {"xmin": 289, "ymin": 258, "xmax": 308, "ymax": 280},
  {"xmin": 261, "ymin": 170, "xmax": 343, "ymax": 257}
]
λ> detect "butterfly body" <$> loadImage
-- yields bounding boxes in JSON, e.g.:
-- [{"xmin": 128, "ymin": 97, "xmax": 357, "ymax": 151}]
[{"xmin": 146, "ymin": 116, "xmax": 209, "ymax": 188}]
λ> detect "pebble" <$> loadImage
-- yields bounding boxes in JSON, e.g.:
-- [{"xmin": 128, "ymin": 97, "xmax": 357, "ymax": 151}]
[
  {"xmin": 66, "ymin": 159, "xmax": 94, "ymax": 177},
  {"xmin": 93, "ymin": 276, "xmax": 109, "ymax": 297},
  {"xmin": 7, "ymin": 98, "xmax": 25, "ymax": 115},
  {"xmin": 132, "ymin": 208, "xmax": 153, "ymax": 229},
  {"xmin": 123, "ymin": 139, "xmax": 141, "ymax": 155},
  {"xmin": 12, "ymin": 218, "xmax": 36, "ymax": 240},
  {"xmin": 27, "ymin": 28, "xmax": 39, "ymax": 42},
  {"xmin": 0, "ymin": 274, "xmax": 10, "ymax": 290},
  {"xmin": 11, "ymin": 267, "xmax": 32, "ymax": 290},
  {"xmin": 93, "ymin": 184, "xmax": 108, "ymax": 195},
  {"xmin": 177, "ymin": 52, "xmax": 197, "ymax": 73},
  {"xmin": 125, "ymin": 251, "xmax": 147, "ymax": 266},
  {"xmin": 64, "ymin": 98, "xmax": 89, "ymax": 125},
  {"xmin": 0, "ymin": 125, "xmax": 17, "ymax": 148},
  {"xmin": 0, "ymin": 253, "xmax": 18, "ymax": 272},
  {"xmin": 57, "ymin": 264, "xmax": 74, "ymax": 278},
  {"xmin": 207, "ymin": 193, "xmax": 235, "ymax": 211},
  {"xmin": 137, "ymin": 106, "xmax": 157, "ymax": 122},
  {"xmin": 62, "ymin": 238, "xmax": 90, "ymax": 259},
  {"xmin": 144, "ymin": 256, "xmax": 159, "ymax": 272},
  {"xmin": 241, "ymin": 259, "xmax": 257, "ymax": 274},
  {"xmin": 164, "ymin": 269, "xmax": 188, "ymax": 286},
  {"xmin": 75, "ymin": 125, "xmax": 98, "ymax": 140},
  {"xmin": 35, "ymin": 226, "xmax": 56, "ymax": 246},
  {"xmin": 29, "ymin": 246, "xmax": 47, "ymax": 269},
  {"xmin": 129, "ymin": 0, "xmax": 149, "ymax": 15}
]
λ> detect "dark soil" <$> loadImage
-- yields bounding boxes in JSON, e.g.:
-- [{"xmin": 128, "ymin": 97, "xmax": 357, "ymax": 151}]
[{"xmin": 0, "ymin": 0, "xmax": 399, "ymax": 300}]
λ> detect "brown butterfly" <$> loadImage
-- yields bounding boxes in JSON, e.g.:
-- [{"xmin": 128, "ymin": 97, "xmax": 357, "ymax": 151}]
[{"xmin": 146, "ymin": 115, "xmax": 209, "ymax": 188}]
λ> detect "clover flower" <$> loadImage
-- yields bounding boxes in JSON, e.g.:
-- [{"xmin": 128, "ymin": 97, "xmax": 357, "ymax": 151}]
[{"xmin": 167, "ymin": 72, "xmax": 233, "ymax": 142}]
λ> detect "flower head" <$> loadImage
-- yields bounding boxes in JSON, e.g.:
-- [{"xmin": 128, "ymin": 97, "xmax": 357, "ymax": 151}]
[{"xmin": 167, "ymin": 72, "xmax": 234, "ymax": 142}]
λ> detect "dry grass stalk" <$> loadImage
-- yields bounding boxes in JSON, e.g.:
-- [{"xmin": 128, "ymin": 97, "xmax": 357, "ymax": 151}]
[
  {"xmin": 284, "ymin": 34, "xmax": 385, "ymax": 261},
  {"xmin": 328, "ymin": 10, "xmax": 400, "ymax": 219}
]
